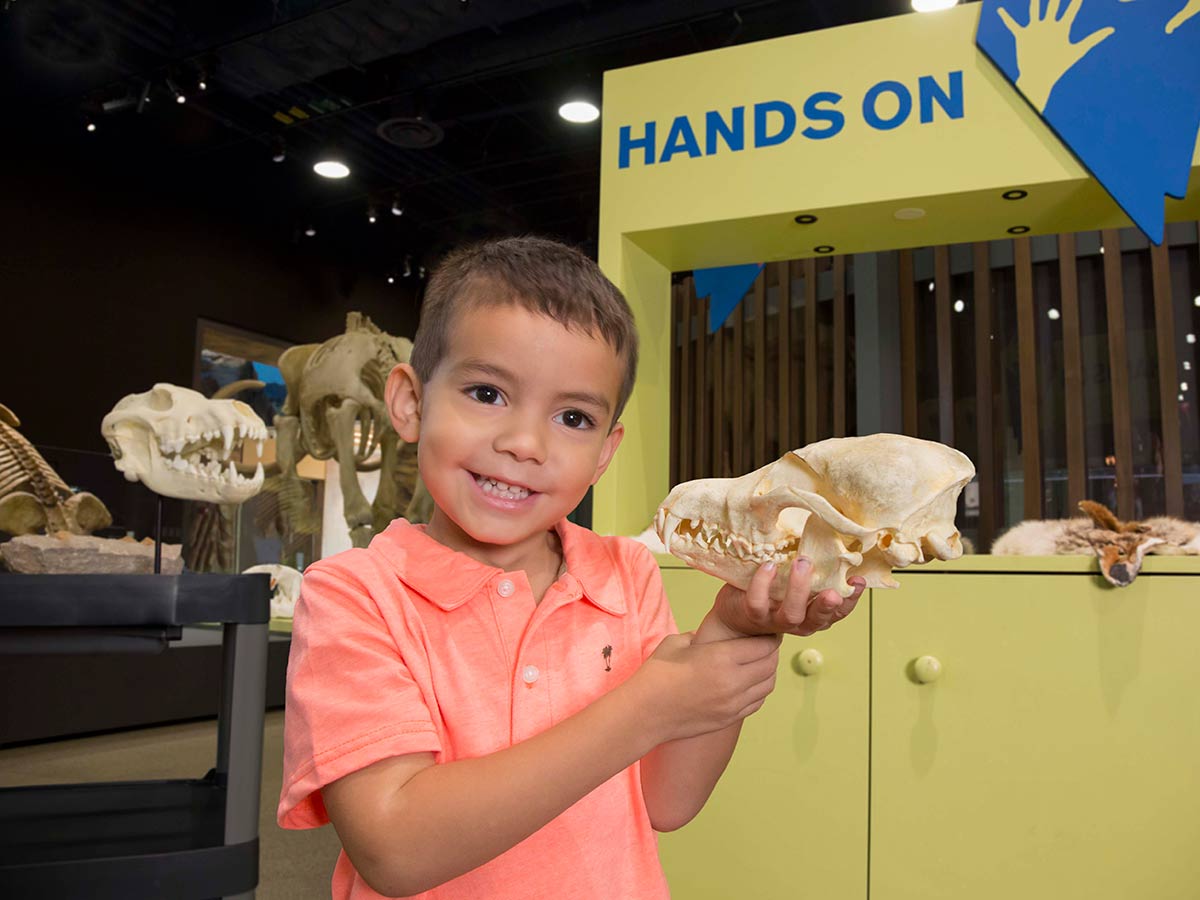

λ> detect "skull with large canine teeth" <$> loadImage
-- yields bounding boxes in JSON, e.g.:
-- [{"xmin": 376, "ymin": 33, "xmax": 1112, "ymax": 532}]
[
  {"xmin": 101, "ymin": 384, "xmax": 268, "ymax": 503},
  {"xmin": 655, "ymin": 434, "xmax": 975, "ymax": 599}
]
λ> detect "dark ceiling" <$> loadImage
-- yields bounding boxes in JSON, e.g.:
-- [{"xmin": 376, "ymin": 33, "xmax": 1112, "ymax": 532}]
[{"xmin": 2, "ymin": 0, "xmax": 912, "ymax": 273}]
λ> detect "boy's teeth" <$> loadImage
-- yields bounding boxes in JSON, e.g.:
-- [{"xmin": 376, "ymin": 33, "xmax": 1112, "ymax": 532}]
[{"xmin": 476, "ymin": 474, "xmax": 530, "ymax": 499}]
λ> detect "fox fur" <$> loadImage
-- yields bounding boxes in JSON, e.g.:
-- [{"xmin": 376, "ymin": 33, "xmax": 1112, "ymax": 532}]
[{"xmin": 991, "ymin": 500, "xmax": 1200, "ymax": 587}]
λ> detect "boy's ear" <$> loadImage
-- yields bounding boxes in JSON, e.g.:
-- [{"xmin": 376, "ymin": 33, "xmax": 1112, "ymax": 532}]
[
  {"xmin": 590, "ymin": 421, "xmax": 625, "ymax": 485},
  {"xmin": 385, "ymin": 363, "xmax": 423, "ymax": 443}
]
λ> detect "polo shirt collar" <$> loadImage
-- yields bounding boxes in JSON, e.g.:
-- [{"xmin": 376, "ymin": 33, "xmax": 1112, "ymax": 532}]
[{"xmin": 372, "ymin": 519, "xmax": 626, "ymax": 616}]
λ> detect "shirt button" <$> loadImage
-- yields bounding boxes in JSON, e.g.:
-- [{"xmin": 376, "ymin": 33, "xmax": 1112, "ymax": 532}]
[
  {"xmin": 522, "ymin": 665, "xmax": 540, "ymax": 684},
  {"xmin": 497, "ymin": 579, "xmax": 515, "ymax": 598}
]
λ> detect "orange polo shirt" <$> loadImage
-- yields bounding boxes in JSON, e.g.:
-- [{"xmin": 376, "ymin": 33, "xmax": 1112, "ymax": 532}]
[{"xmin": 278, "ymin": 518, "xmax": 676, "ymax": 899}]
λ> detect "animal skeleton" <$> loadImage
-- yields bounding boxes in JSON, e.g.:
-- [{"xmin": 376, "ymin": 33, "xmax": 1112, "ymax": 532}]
[
  {"xmin": 101, "ymin": 384, "xmax": 268, "ymax": 503},
  {"xmin": 656, "ymin": 434, "xmax": 975, "ymax": 599},
  {"xmin": 275, "ymin": 312, "xmax": 414, "ymax": 547},
  {"xmin": 0, "ymin": 403, "xmax": 111, "ymax": 536}
]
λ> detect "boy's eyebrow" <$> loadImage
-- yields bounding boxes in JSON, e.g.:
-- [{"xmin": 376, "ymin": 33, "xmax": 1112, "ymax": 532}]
[{"xmin": 455, "ymin": 359, "xmax": 612, "ymax": 412}]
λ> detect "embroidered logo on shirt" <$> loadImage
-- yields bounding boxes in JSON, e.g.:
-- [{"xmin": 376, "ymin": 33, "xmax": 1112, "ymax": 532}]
[{"xmin": 602, "ymin": 645, "xmax": 612, "ymax": 671}]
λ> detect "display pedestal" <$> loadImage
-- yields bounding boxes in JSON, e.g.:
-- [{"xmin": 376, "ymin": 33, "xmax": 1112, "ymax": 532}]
[{"xmin": 0, "ymin": 574, "xmax": 270, "ymax": 900}]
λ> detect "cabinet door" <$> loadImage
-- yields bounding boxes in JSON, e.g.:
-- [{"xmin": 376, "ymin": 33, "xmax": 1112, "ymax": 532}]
[
  {"xmin": 657, "ymin": 567, "xmax": 870, "ymax": 900},
  {"xmin": 871, "ymin": 572, "xmax": 1200, "ymax": 900}
]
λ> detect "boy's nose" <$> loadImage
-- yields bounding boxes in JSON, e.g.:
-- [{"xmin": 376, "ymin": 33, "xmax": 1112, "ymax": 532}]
[{"xmin": 493, "ymin": 416, "xmax": 547, "ymax": 464}]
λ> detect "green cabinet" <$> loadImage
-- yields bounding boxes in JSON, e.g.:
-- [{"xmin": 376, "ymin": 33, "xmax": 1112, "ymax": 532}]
[{"xmin": 655, "ymin": 556, "xmax": 1200, "ymax": 899}]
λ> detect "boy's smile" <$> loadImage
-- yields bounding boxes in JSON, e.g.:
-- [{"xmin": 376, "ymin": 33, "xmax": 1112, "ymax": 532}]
[{"xmin": 389, "ymin": 302, "xmax": 625, "ymax": 574}]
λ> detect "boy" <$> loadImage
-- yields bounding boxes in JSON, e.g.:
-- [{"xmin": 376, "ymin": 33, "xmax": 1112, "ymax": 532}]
[{"xmin": 277, "ymin": 237, "xmax": 865, "ymax": 899}]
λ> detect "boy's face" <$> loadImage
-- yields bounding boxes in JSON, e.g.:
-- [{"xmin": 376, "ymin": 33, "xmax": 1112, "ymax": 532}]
[{"xmin": 387, "ymin": 303, "xmax": 625, "ymax": 560}]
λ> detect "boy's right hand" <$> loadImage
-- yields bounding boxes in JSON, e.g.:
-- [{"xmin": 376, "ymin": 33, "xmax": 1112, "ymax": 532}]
[{"xmin": 632, "ymin": 630, "xmax": 781, "ymax": 744}]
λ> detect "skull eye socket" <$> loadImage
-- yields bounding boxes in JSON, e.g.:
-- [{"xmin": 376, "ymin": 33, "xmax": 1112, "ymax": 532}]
[{"xmin": 148, "ymin": 388, "xmax": 175, "ymax": 412}]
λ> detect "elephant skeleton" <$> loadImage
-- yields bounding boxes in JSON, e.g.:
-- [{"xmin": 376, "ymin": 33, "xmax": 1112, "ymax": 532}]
[{"xmin": 275, "ymin": 312, "xmax": 414, "ymax": 548}]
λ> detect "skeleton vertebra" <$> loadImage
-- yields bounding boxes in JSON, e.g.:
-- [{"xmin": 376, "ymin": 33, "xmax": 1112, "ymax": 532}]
[
  {"xmin": 656, "ymin": 434, "xmax": 975, "ymax": 599},
  {"xmin": 0, "ymin": 403, "xmax": 111, "ymax": 536},
  {"xmin": 101, "ymin": 384, "xmax": 267, "ymax": 503}
]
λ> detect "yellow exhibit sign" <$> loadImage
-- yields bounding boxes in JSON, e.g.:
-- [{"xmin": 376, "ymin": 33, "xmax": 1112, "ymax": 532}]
[{"xmin": 593, "ymin": 3, "xmax": 1200, "ymax": 536}]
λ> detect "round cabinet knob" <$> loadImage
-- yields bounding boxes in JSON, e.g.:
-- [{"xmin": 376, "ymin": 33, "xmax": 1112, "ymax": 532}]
[
  {"xmin": 792, "ymin": 648, "xmax": 824, "ymax": 676},
  {"xmin": 912, "ymin": 655, "xmax": 943, "ymax": 684}
]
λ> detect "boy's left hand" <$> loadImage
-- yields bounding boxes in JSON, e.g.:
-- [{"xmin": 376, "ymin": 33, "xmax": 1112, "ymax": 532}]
[{"xmin": 708, "ymin": 558, "xmax": 866, "ymax": 640}]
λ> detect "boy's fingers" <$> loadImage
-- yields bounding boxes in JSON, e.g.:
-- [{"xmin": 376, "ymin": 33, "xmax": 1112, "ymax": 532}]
[
  {"xmin": 778, "ymin": 558, "xmax": 813, "ymax": 627},
  {"xmin": 728, "ymin": 633, "xmax": 782, "ymax": 664},
  {"xmin": 746, "ymin": 562, "xmax": 776, "ymax": 622}
]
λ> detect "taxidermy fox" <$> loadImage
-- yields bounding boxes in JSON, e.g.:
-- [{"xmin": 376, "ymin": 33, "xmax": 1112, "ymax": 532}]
[{"xmin": 992, "ymin": 500, "xmax": 1200, "ymax": 587}]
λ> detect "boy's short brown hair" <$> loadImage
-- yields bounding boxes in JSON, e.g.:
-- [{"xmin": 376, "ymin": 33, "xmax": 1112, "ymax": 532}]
[{"xmin": 410, "ymin": 236, "xmax": 639, "ymax": 425}]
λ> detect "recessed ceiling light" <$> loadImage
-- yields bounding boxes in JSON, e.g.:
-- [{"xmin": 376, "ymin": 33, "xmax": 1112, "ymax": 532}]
[
  {"xmin": 895, "ymin": 207, "xmax": 925, "ymax": 220},
  {"xmin": 954, "ymin": 299, "xmax": 965, "ymax": 313},
  {"xmin": 314, "ymin": 160, "xmax": 350, "ymax": 179},
  {"xmin": 1048, "ymin": 308, "xmax": 1061, "ymax": 320},
  {"xmin": 1194, "ymin": 295, "xmax": 1200, "ymax": 307},
  {"xmin": 559, "ymin": 100, "xmax": 600, "ymax": 123},
  {"xmin": 912, "ymin": 0, "xmax": 959, "ymax": 10}
]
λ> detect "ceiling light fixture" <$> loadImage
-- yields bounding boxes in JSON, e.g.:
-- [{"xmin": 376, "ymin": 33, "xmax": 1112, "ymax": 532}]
[
  {"xmin": 85, "ymin": 116, "xmax": 97, "ymax": 133},
  {"xmin": 954, "ymin": 299, "xmax": 965, "ymax": 313},
  {"xmin": 137, "ymin": 80, "xmax": 152, "ymax": 114},
  {"xmin": 313, "ymin": 159, "xmax": 350, "ymax": 178},
  {"xmin": 1048, "ymin": 308, "xmax": 1061, "ymax": 320},
  {"xmin": 391, "ymin": 196, "xmax": 404, "ymax": 216},
  {"xmin": 403, "ymin": 255, "xmax": 413, "ymax": 278},
  {"xmin": 167, "ymin": 78, "xmax": 186, "ymax": 104},
  {"xmin": 912, "ymin": 0, "xmax": 959, "ymax": 10},
  {"xmin": 559, "ymin": 100, "xmax": 600, "ymax": 123},
  {"xmin": 304, "ymin": 224, "xmax": 317, "ymax": 237},
  {"xmin": 387, "ymin": 274, "xmax": 396, "ymax": 284},
  {"xmin": 368, "ymin": 205, "xmax": 378, "ymax": 224},
  {"xmin": 271, "ymin": 137, "xmax": 286, "ymax": 163}
]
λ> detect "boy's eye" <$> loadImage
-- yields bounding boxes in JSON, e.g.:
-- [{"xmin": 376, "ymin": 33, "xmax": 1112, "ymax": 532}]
[
  {"xmin": 557, "ymin": 409, "xmax": 595, "ymax": 430},
  {"xmin": 467, "ymin": 385, "xmax": 502, "ymax": 405}
]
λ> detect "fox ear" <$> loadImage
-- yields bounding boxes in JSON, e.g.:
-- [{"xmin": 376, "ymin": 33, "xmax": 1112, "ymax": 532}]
[{"xmin": 1079, "ymin": 500, "xmax": 1122, "ymax": 532}]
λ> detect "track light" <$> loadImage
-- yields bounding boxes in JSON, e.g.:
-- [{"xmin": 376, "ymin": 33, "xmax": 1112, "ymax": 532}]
[
  {"xmin": 403, "ymin": 255, "xmax": 413, "ymax": 278},
  {"xmin": 418, "ymin": 266, "xmax": 426, "ymax": 279},
  {"xmin": 368, "ymin": 205, "xmax": 378, "ymax": 223},
  {"xmin": 391, "ymin": 196, "xmax": 404, "ymax": 216},
  {"xmin": 304, "ymin": 224, "xmax": 317, "ymax": 237},
  {"xmin": 271, "ymin": 136, "xmax": 286, "ymax": 163},
  {"xmin": 85, "ymin": 116, "xmax": 97, "ymax": 133},
  {"xmin": 387, "ymin": 274, "xmax": 396, "ymax": 284},
  {"xmin": 167, "ymin": 78, "xmax": 186, "ymax": 104},
  {"xmin": 137, "ymin": 80, "xmax": 152, "ymax": 114}
]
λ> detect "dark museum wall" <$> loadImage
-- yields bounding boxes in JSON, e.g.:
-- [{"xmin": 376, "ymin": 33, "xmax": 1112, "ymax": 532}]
[
  {"xmin": 0, "ymin": 140, "xmax": 423, "ymax": 541},
  {"xmin": 0, "ymin": 148, "xmax": 423, "ymax": 455}
]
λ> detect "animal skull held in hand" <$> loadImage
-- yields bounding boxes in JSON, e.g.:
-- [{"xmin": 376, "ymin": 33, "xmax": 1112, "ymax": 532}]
[
  {"xmin": 655, "ymin": 434, "xmax": 975, "ymax": 599},
  {"xmin": 102, "ymin": 384, "xmax": 269, "ymax": 503}
]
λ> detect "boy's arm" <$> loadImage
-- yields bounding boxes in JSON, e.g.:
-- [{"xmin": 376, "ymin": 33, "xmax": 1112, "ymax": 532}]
[
  {"xmin": 322, "ymin": 629, "xmax": 780, "ymax": 898},
  {"xmin": 639, "ymin": 560, "xmax": 864, "ymax": 832}
]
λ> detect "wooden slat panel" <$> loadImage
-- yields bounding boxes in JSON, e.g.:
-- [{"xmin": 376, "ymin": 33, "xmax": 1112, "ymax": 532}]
[
  {"xmin": 677, "ymin": 281, "xmax": 692, "ymax": 484},
  {"xmin": 790, "ymin": 261, "xmax": 803, "ymax": 450},
  {"xmin": 712, "ymin": 314, "xmax": 726, "ymax": 479},
  {"xmin": 833, "ymin": 255, "xmax": 847, "ymax": 438},
  {"xmin": 753, "ymin": 272, "xmax": 767, "ymax": 468},
  {"xmin": 1101, "ymin": 229, "xmax": 1135, "ymax": 520},
  {"xmin": 694, "ymin": 295, "xmax": 709, "ymax": 479},
  {"xmin": 670, "ymin": 282, "xmax": 681, "ymax": 488},
  {"xmin": 1150, "ymin": 240, "xmax": 1184, "ymax": 517},
  {"xmin": 899, "ymin": 249, "xmax": 918, "ymax": 437},
  {"xmin": 1058, "ymin": 234, "xmax": 1087, "ymax": 513},
  {"xmin": 1014, "ymin": 237, "xmax": 1042, "ymax": 519},
  {"xmin": 733, "ymin": 300, "xmax": 745, "ymax": 476},
  {"xmin": 935, "ymin": 246, "xmax": 954, "ymax": 446},
  {"xmin": 776, "ymin": 261, "xmax": 792, "ymax": 457},
  {"xmin": 805, "ymin": 258, "xmax": 818, "ymax": 443},
  {"xmin": 973, "ymin": 243, "xmax": 997, "ymax": 549}
]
